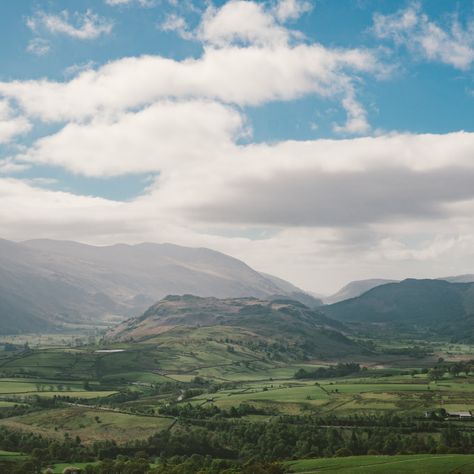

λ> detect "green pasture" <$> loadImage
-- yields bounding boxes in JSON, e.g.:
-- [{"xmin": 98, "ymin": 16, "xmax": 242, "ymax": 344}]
[
  {"xmin": 50, "ymin": 462, "xmax": 99, "ymax": 473},
  {"xmin": 287, "ymin": 454, "xmax": 474, "ymax": 473},
  {"xmin": 184, "ymin": 374, "xmax": 474, "ymax": 415},
  {"xmin": 0, "ymin": 449, "xmax": 26, "ymax": 460},
  {"xmin": 0, "ymin": 406, "xmax": 174, "ymax": 444}
]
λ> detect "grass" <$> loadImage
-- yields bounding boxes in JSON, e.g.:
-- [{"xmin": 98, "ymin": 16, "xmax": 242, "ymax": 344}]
[
  {"xmin": 0, "ymin": 378, "xmax": 116, "ymax": 399},
  {"xmin": 0, "ymin": 406, "xmax": 174, "ymax": 444},
  {"xmin": 50, "ymin": 462, "xmax": 99, "ymax": 473},
  {"xmin": 180, "ymin": 373, "xmax": 474, "ymax": 416},
  {"xmin": 0, "ymin": 449, "xmax": 27, "ymax": 462},
  {"xmin": 287, "ymin": 454, "xmax": 474, "ymax": 473}
]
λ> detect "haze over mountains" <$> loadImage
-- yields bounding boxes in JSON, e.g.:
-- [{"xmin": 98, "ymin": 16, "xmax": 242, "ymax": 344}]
[{"xmin": 0, "ymin": 238, "xmax": 319, "ymax": 334}]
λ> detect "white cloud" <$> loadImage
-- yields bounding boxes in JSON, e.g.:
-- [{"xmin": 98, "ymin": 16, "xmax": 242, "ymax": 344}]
[
  {"xmin": 0, "ymin": 45, "xmax": 381, "ymax": 135},
  {"xmin": 26, "ymin": 38, "xmax": 51, "ymax": 56},
  {"xmin": 16, "ymin": 100, "xmax": 245, "ymax": 177},
  {"xmin": 0, "ymin": 101, "xmax": 31, "ymax": 144},
  {"xmin": 0, "ymin": 159, "xmax": 29, "ymax": 174},
  {"xmin": 160, "ymin": 14, "xmax": 193, "ymax": 40},
  {"xmin": 273, "ymin": 0, "xmax": 312, "ymax": 22},
  {"xmin": 373, "ymin": 3, "xmax": 474, "ymax": 70},
  {"xmin": 105, "ymin": 0, "xmax": 155, "ymax": 6},
  {"xmin": 198, "ymin": 1, "xmax": 292, "ymax": 47},
  {"xmin": 27, "ymin": 9, "xmax": 113, "ymax": 40}
]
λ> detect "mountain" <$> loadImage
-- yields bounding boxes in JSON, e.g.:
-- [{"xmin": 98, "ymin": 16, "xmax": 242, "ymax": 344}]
[
  {"xmin": 324, "ymin": 279, "xmax": 397, "ymax": 304},
  {"xmin": 107, "ymin": 295, "xmax": 359, "ymax": 357},
  {"xmin": 440, "ymin": 274, "xmax": 474, "ymax": 283},
  {"xmin": 324, "ymin": 279, "xmax": 474, "ymax": 338},
  {"xmin": 0, "ymin": 238, "xmax": 316, "ymax": 334},
  {"xmin": 260, "ymin": 272, "xmax": 323, "ymax": 308}
]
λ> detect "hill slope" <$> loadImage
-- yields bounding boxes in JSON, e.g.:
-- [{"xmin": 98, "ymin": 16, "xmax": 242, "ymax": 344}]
[
  {"xmin": 325, "ymin": 279, "xmax": 397, "ymax": 304},
  {"xmin": 108, "ymin": 295, "xmax": 359, "ymax": 358},
  {"xmin": 324, "ymin": 279, "xmax": 474, "ymax": 338},
  {"xmin": 0, "ymin": 238, "xmax": 316, "ymax": 334}
]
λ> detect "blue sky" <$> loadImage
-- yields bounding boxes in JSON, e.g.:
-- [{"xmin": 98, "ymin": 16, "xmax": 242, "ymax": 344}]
[{"xmin": 1, "ymin": 0, "xmax": 474, "ymax": 293}]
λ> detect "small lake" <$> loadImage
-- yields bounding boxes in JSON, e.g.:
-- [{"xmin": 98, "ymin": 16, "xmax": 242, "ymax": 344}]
[{"xmin": 94, "ymin": 349, "xmax": 125, "ymax": 353}]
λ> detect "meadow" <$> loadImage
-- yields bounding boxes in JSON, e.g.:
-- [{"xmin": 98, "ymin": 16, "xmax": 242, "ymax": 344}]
[{"xmin": 287, "ymin": 454, "xmax": 474, "ymax": 473}]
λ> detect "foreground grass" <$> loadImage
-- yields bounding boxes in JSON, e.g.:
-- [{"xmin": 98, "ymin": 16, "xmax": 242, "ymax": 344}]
[{"xmin": 287, "ymin": 454, "xmax": 474, "ymax": 473}]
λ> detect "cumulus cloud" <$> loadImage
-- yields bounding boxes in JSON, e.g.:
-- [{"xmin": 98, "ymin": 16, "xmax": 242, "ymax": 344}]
[
  {"xmin": 160, "ymin": 14, "xmax": 193, "ymax": 40},
  {"xmin": 0, "ymin": 46, "xmax": 381, "ymax": 133},
  {"xmin": 198, "ymin": 1, "xmax": 293, "ymax": 47},
  {"xmin": 0, "ymin": 101, "xmax": 31, "ymax": 144},
  {"xmin": 27, "ymin": 9, "xmax": 113, "ymax": 40},
  {"xmin": 16, "ymin": 101, "xmax": 245, "ymax": 177},
  {"xmin": 373, "ymin": 2, "xmax": 474, "ymax": 70},
  {"xmin": 273, "ymin": 0, "xmax": 313, "ymax": 22}
]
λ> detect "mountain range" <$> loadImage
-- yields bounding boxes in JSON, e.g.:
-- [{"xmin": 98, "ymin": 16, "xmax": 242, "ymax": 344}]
[
  {"xmin": 0, "ymin": 238, "xmax": 320, "ymax": 334},
  {"xmin": 324, "ymin": 278, "xmax": 474, "ymax": 341}
]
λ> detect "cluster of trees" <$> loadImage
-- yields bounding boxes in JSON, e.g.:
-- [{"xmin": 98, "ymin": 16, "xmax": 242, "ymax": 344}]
[
  {"xmin": 427, "ymin": 359, "xmax": 474, "ymax": 381},
  {"xmin": 294, "ymin": 363, "xmax": 362, "ymax": 379},
  {"xmin": 159, "ymin": 403, "xmax": 273, "ymax": 419}
]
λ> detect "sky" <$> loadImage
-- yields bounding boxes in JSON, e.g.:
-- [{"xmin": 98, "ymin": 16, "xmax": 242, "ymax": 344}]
[{"xmin": 1, "ymin": 0, "xmax": 474, "ymax": 294}]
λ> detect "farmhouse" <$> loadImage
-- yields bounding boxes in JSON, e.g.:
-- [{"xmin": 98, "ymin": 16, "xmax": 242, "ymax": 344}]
[{"xmin": 446, "ymin": 411, "xmax": 472, "ymax": 420}]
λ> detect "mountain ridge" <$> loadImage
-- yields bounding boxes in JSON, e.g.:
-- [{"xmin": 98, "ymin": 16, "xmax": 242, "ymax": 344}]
[
  {"xmin": 323, "ymin": 278, "xmax": 474, "ymax": 340},
  {"xmin": 0, "ymin": 238, "xmax": 318, "ymax": 334}
]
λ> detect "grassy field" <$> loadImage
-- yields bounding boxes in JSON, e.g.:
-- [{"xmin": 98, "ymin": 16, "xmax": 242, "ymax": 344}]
[
  {"xmin": 0, "ymin": 406, "xmax": 174, "ymax": 444},
  {"xmin": 0, "ymin": 378, "xmax": 117, "ymax": 400},
  {"xmin": 50, "ymin": 462, "xmax": 98, "ymax": 473},
  {"xmin": 0, "ymin": 449, "xmax": 27, "ymax": 460},
  {"xmin": 287, "ymin": 454, "xmax": 474, "ymax": 473}
]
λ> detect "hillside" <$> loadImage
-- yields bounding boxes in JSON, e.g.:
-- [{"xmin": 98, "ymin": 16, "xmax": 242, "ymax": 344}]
[
  {"xmin": 324, "ymin": 279, "xmax": 474, "ymax": 338},
  {"xmin": 0, "ymin": 238, "xmax": 317, "ymax": 334},
  {"xmin": 324, "ymin": 279, "xmax": 397, "ymax": 304},
  {"xmin": 107, "ymin": 295, "xmax": 359, "ymax": 358}
]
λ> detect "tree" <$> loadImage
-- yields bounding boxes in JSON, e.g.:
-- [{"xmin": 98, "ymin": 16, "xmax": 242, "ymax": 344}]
[{"xmin": 428, "ymin": 367, "xmax": 444, "ymax": 382}]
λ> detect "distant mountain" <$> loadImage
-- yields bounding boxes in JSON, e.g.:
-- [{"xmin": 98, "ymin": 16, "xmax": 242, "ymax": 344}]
[
  {"xmin": 0, "ymin": 238, "xmax": 317, "ymax": 334},
  {"xmin": 107, "ymin": 295, "xmax": 359, "ymax": 357},
  {"xmin": 440, "ymin": 274, "xmax": 474, "ymax": 283},
  {"xmin": 324, "ymin": 279, "xmax": 397, "ymax": 304},
  {"xmin": 260, "ymin": 273, "xmax": 323, "ymax": 308},
  {"xmin": 324, "ymin": 279, "xmax": 474, "ymax": 339}
]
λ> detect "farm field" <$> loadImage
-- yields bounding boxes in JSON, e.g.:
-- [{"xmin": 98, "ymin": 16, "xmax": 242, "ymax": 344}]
[
  {"xmin": 0, "ymin": 406, "xmax": 174, "ymax": 443},
  {"xmin": 287, "ymin": 454, "xmax": 474, "ymax": 473},
  {"xmin": 184, "ymin": 372, "xmax": 474, "ymax": 416},
  {"xmin": 0, "ymin": 378, "xmax": 117, "ymax": 399}
]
